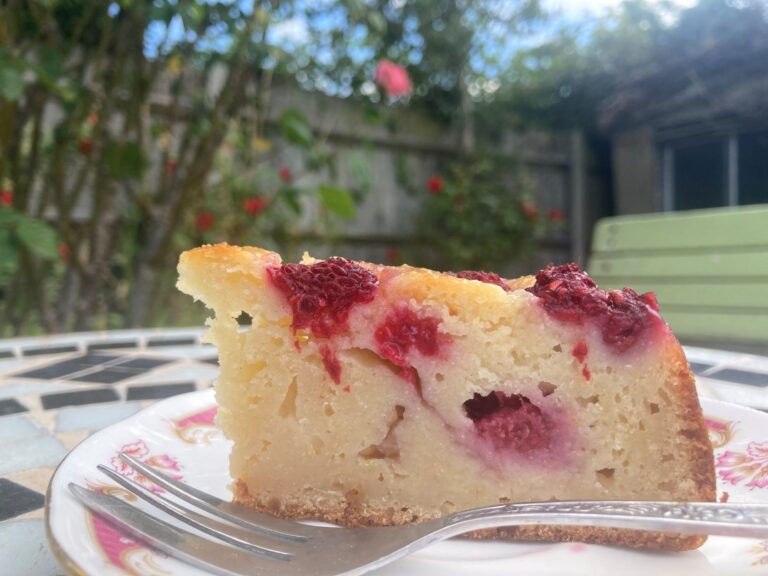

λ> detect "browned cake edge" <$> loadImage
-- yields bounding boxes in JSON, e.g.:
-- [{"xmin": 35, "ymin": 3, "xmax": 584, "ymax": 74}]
[{"xmin": 233, "ymin": 478, "xmax": 706, "ymax": 551}]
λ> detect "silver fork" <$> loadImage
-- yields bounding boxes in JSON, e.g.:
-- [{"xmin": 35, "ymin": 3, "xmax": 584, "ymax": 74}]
[{"xmin": 68, "ymin": 453, "xmax": 768, "ymax": 576}]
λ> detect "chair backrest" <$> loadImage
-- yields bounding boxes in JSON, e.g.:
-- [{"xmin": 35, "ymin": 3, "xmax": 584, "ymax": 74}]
[{"xmin": 588, "ymin": 204, "xmax": 768, "ymax": 347}]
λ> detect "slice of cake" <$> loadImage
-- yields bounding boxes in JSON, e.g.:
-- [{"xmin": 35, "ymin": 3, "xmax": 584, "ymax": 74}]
[{"xmin": 177, "ymin": 244, "xmax": 715, "ymax": 551}]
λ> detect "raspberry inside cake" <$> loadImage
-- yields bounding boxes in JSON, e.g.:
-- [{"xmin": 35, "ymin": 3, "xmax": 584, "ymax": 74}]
[{"xmin": 177, "ymin": 244, "xmax": 715, "ymax": 551}]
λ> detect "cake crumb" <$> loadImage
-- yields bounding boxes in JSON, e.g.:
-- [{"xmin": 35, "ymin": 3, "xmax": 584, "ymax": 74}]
[{"xmin": 719, "ymin": 491, "xmax": 730, "ymax": 503}]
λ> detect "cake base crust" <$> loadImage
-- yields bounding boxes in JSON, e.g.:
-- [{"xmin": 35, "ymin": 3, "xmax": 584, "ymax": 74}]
[{"xmin": 233, "ymin": 479, "xmax": 707, "ymax": 552}]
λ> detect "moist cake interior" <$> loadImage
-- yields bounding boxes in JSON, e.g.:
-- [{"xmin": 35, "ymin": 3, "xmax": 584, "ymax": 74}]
[{"xmin": 177, "ymin": 244, "xmax": 715, "ymax": 551}]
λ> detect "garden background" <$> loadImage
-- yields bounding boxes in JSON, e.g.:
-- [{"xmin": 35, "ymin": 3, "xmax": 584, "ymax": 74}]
[{"xmin": 0, "ymin": 0, "xmax": 763, "ymax": 335}]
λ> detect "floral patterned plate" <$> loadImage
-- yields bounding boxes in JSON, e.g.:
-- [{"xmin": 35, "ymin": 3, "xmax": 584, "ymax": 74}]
[{"xmin": 46, "ymin": 389, "xmax": 768, "ymax": 576}]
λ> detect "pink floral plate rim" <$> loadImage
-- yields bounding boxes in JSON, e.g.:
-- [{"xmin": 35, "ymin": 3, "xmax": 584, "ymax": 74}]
[{"xmin": 46, "ymin": 390, "xmax": 768, "ymax": 576}]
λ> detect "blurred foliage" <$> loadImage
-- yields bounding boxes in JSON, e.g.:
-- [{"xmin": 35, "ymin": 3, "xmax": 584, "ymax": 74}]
[
  {"xmin": 411, "ymin": 158, "xmax": 554, "ymax": 271},
  {"xmin": 479, "ymin": 0, "xmax": 768, "ymax": 132},
  {"xmin": 1, "ymin": 0, "xmax": 762, "ymax": 336},
  {"xmin": 0, "ymin": 0, "xmax": 366, "ymax": 335},
  {"xmin": 290, "ymin": 0, "xmax": 543, "ymax": 122}
]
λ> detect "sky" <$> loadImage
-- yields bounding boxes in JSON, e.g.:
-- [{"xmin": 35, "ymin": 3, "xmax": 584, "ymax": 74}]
[
  {"xmin": 542, "ymin": 0, "xmax": 697, "ymax": 21},
  {"xmin": 547, "ymin": 0, "xmax": 697, "ymax": 21}
]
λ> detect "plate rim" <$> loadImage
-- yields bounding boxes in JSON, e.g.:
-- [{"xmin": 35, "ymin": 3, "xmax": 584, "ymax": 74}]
[{"xmin": 44, "ymin": 390, "xmax": 767, "ymax": 576}]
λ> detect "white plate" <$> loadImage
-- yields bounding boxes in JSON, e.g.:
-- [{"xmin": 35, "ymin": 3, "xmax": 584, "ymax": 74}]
[{"xmin": 46, "ymin": 390, "xmax": 768, "ymax": 576}]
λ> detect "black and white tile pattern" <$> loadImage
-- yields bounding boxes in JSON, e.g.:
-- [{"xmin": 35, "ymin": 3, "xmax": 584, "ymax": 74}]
[{"xmin": 0, "ymin": 328, "xmax": 217, "ymax": 543}]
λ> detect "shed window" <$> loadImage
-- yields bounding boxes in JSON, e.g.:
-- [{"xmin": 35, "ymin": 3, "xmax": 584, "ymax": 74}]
[
  {"xmin": 662, "ymin": 131, "xmax": 768, "ymax": 211},
  {"xmin": 673, "ymin": 141, "xmax": 726, "ymax": 210},
  {"xmin": 738, "ymin": 132, "xmax": 768, "ymax": 206}
]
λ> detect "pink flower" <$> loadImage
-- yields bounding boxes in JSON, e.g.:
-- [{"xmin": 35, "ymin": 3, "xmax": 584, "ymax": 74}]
[
  {"xmin": 110, "ymin": 455, "xmax": 132, "ymax": 476},
  {"xmin": 279, "ymin": 166, "xmax": 292, "ymax": 184},
  {"xmin": 716, "ymin": 441, "xmax": 768, "ymax": 489},
  {"xmin": 195, "ymin": 211, "xmax": 215, "ymax": 232},
  {"xmin": 58, "ymin": 242, "xmax": 70, "ymax": 262},
  {"xmin": 78, "ymin": 140, "xmax": 93, "ymax": 156},
  {"xmin": 548, "ymin": 208, "xmax": 565, "ymax": 222},
  {"xmin": 243, "ymin": 195, "xmax": 268, "ymax": 215},
  {"xmin": 374, "ymin": 60, "xmax": 412, "ymax": 98},
  {"xmin": 120, "ymin": 440, "xmax": 149, "ymax": 459},
  {"xmin": 426, "ymin": 175, "xmax": 443, "ymax": 195},
  {"xmin": 749, "ymin": 442, "xmax": 768, "ymax": 460},
  {"xmin": 520, "ymin": 201, "xmax": 538, "ymax": 220},
  {"xmin": 144, "ymin": 454, "xmax": 181, "ymax": 472},
  {"xmin": 109, "ymin": 441, "xmax": 183, "ymax": 494}
]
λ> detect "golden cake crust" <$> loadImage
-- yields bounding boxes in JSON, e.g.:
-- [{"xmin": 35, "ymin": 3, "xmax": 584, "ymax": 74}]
[{"xmin": 179, "ymin": 243, "xmax": 530, "ymax": 301}]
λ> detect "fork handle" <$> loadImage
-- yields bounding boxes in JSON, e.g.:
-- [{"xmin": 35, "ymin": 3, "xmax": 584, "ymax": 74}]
[{"xmin": 438, "ymin": 501, "xmax": 768, "ymax": 539}]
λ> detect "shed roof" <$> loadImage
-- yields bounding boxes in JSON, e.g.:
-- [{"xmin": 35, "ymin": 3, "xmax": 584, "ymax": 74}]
[{"xmin": 599, "ymin": 35, "xmax": 768, "ymax": 140}]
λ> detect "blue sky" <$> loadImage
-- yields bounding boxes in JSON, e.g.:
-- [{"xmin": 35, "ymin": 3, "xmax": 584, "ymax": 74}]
[{"xmin": 144, "ymin": 0, "xmax": 699, "ymax": 90}]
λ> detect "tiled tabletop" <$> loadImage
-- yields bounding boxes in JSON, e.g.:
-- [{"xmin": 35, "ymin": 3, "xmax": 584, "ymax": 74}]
[
  {"xmin": 0, "ymin": 329, "xmax": 766, "ymax": 576},
  {"xmin": 0, "ymin": 328, "xmax": 217, "ymax": 575}
]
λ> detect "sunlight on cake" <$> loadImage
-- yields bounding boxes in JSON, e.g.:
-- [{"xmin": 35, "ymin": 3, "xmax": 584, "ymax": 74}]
[{"xmin": 177, "ymin": 243, "xmax": 715, "ymax": 551}]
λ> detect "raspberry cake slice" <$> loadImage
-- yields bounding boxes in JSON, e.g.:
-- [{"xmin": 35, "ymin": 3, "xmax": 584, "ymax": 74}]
[{"xmin": 177, "ymin": 244, "xmax": 715, "ymax": 551}]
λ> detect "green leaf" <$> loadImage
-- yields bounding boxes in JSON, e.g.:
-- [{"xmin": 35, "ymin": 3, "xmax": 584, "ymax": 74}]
[
  {"xmin": 0, "ymin": 208, "xmax": 21, "ymax": 227},
  {"xmin": 318, "ymin": 185, "xmax": 355, "ymax": 219},
  {"xmin": 103, "ymin": 142, "xmax": 146, "ymax": 180},
  {"xmin": 367, "ymin": 12, "xmax": 387, "ymax": 34},
  {"xmin": 16, "ymin": 216, "xmax": 58, "ymax": 260},
  {"xmin": 0, "ymin": 68, "xmax": 24, "ymax": 101},
  {"xmin": 39, "ymin": 47, "xmax": 64, "ymax": 82},
  {"xmin": 0, "ymin": 228, "xmax": 18, "ymax": 286},
  {"xmin": 278, "ymin": 109, "xmax": 313, "ymax": 148},
  {"xmin": 281, "ymin": 188, "xmax": 302, "ymax": 215}
]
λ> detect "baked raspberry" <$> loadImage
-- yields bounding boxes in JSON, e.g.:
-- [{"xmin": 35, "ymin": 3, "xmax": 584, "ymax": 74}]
[
  {"xmin": 320, "ymin": 346, "xmax": 341, "ymax": 384},
  {"xmin": 571, "ymin": 340, "xmax": 588, "ymax": 363},
  {"xmin": 463, "ymin": 391, "xmax": 550, "ymax": 452},
  {"xmin": 268, "ymin": 258, "xmax": 378, "ymax": 338},
  {"xmin": 448, "ymin": 271, "xmax": 510, "ymax": 292},
  {"xmin": 527, "ymin": 263, "xmax": 661, "ymax": 353},
  {"xmin": 374, "ymin": 307, "xmax": 442, "ymax": 366}
]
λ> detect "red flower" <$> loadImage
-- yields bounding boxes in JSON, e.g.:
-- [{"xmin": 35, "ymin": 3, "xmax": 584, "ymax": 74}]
[
  {"xmin": 520, "ymin": 201, "xmax": 538, "ymax": 220},
  {"xmin": 78, "ymin": 140, "xmax": 92, "ymax": 156},
  {"xmin": 58, "ymin": 242, "xmax": 70, "ymax": 262},
  {"xmin": 548, "ymin": 208, "xmax": 565, "ymax": 222},
  {"xmin": 384, "ymin": 248, "xmax": 400, "ymax": 264},
  {"xmin": 242, "ymin": 195, "xmax": 268, "ymax": 215},
  {"xmin": 374, "ymin": 60, "xmax": 413, "ymax": 98},
  {"xmin": 427, "ymin": 175, "xmax": 443, "ymax": 195},
  {"xmin": 0, "ymin": 189, "xmax": 12, "ymax": 207},
  {"xmin": 279, "ymin": 166, "xmax": 292, "ymax": 184},
  {"xmin": 165, "ymin": 159, "xmax": 178, "ymax": 175},
  {"xmin": 195, "ymin": 211, "xmax": 215, "ymax": 232}
]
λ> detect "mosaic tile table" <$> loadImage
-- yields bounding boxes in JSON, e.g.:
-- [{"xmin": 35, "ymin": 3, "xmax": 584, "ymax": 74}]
[{"xmin": 0, "ymin": 328, "xmax": 766, "ymax": 576}]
